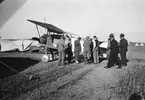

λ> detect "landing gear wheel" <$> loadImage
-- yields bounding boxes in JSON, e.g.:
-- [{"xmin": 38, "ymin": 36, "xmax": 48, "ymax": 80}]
[{"xmin": 41, "ymin": 54, "xmax": 49, "ymax": 62}]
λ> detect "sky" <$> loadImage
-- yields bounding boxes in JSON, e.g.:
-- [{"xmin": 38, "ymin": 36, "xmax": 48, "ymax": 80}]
[{"xmin": 0, "ymin": 0, "xmax": 145, "ymax": 42}]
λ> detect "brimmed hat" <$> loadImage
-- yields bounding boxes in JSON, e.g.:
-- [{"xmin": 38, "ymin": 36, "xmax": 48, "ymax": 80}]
[
  {"xmin": 109, "ymin": 34, "xmax": 114, "ymax": 38},
  {"xmin": 120, "ymin": 33, "xmax": 125, "ymax": 37},
  {"xmin": 86, "ymin": 36, "xmax": 90, "ymax": 40},
  {"xmin": 78, "ymin": 37, "xmax": 81, "ymax": 40}
]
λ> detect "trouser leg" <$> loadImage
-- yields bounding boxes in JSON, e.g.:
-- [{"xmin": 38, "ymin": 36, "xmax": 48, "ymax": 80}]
[
  {"xmin": 83, "ymin": 51, "xmax": 88, "ymax": 63},
  {"xmin": 120, "ymin": 51, "xmax": 123, "ymax": 65},
  {"xmin": 90, "ymin": 51, "xmax": 93, "ymax": 62},
  {"xmin": 112, "ymin": 54, "xmax": 117, "ymax": 66},
  {"xmin": 124, "ymin": 52, "xmax": 127, "ymax": 66},
  {"xmin": 115, "ymin": 54, "xmax": 122, "ymax": 67},
  {"xmin": 123, "ymin": 51, "xmax": 127, "ymax": 65},
  {"xmin": 96, "ymin": 50, "xmax": 99, "ymax": 63},
  {"xmin": 107, "ymin": 53, "xmax": 115, "ymax": 67},
  {"xmin": 62, "ymin": 51, "xmax": 65, "ymax": 66},
  {"xmin": 93, "ymin": 48, "xmax": 99, "ymax": 64},
  {"xmin": 75, "ymin": 51, "xmax": 79, "ymax": 61},
  {"xmin": 58, "ymin": 52, "xmax": 62, "ymax": 66},
  {"xmin": 93, "ymin": 50, "xmax": 97, "ymax": 63},
  {"xmin": 107, "ymin": 54, "xmax": 112, "ymax": 67},
  {"xmin": 87, "ymin": 50, "xmax": 91, "ymax": 62},
  {"xmin": 120, "ymin": 51, "xmax": 127, "ymax": 66},
  {"xmin": 68, "ymin": 52, "xmax": 72, "ymax": 63}
]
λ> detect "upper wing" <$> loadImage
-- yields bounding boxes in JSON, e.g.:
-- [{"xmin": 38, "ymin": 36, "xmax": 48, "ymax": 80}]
[{"xmin": 27, "ymin": 19, "xmax": 64, "ymax": 34}]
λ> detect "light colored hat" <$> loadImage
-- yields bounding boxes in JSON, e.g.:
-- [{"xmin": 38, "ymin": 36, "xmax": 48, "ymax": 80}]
[{"xmin": 86, "ymin": 36, "xmax": 90, "ymax": 40}]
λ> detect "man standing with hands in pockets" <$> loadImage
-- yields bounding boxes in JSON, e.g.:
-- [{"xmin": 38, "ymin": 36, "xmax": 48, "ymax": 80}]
[
  {"xmin": 119, "ymin": 33, "xmax": 128, "ymax": 66},
  {"xmin": 93, "ymin": 36, "xmax": 99, "ymax": 64}
]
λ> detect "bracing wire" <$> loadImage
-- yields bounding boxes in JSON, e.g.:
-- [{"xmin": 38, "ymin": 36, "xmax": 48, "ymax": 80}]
[{"xmin": 0, "ymin": 61, "xmax": 19, "ymax": 73}]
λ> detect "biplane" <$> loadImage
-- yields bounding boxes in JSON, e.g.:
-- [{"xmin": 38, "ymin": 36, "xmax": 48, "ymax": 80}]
[
  {"xmin": 27, "ymin": 19, "xmax": 81, "ymax": 62},
  {"xmin": 27, "ymin": 19, "xmax": 65, "ymax": 62}
]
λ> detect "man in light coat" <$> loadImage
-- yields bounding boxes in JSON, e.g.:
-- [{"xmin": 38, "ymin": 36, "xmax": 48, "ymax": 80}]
[
  {"xmin": 93, "ymin": 36, "xmax": 99, "ymax": 64},
  {"xmin": 83, "ymin": 36, "xmax": 91, "ymax": 64},
  {"xmin": 74, "ymin": 37, "xmax": 81, "ymax": 63},
  {"xmin": 56, "ymin": 36, "xmax": 66, "ymax": 66}
]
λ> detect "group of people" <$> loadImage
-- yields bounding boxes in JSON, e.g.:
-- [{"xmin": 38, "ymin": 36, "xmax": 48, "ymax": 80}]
[
  {"xmin": 56, "ymin": 35, "xmax": 99, "ymax": 66},
  {"xmin": 81, "ymin": 36, "xmax": 99, "ymax": 64},
  {"xmin": 105, "ymin": 33, "xmax": 128, "ymax": 68},
  {"xmin": 56, "ymin": 33, "xmax": 128, "ymax": 68}
]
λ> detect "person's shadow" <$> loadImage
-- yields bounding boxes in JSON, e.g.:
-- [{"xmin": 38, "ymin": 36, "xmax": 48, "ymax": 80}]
[{"xmin": 128, "ymin": 93, "xmax": 143, "ymax": 100}]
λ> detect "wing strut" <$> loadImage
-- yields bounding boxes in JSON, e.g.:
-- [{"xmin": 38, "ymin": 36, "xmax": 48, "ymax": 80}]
[
  {"xmin": 45, "ymin": 30, "xmax": 50, "ymax": 54},
  {"xmin": 35, "ymin": 24, "xmax": 41, "ymax": 38}
]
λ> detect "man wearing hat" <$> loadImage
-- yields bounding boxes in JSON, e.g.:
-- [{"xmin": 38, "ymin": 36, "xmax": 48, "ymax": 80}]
[
  {"xmin": 92, "ymin": 36, "xmax": 99, "ymax": 64},
  {"xmin": 119, "ymin": 33, "xmax": 128, "ymax": 66},
  {"xmin": 74, "ymin": 37, "xmax": 82, "ymax": 63},
  {"xmin": 83, "ymin": 36, "xmax": 91, "ymax": 64},
  {"xmin": 105, "ymin": 34, "xmax": 121, "ymax": 68},
  {"xmin": 56, "ymin": 36, "xmax": 66, "ymax": 66}
]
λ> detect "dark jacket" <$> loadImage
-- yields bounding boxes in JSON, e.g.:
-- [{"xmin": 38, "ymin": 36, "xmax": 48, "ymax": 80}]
[
  {"xmin": 66, "ymin": 43, "xmax": 72, "ymax": 53},
  {"xmin": 74, "ymin": 40, "xmax": 81, "ymax": 52},
  {"xmin": 90, "ymin": 40, "xmax": 93, "ymax": 51},
  {"xmin": 93, "ymin": 40, "xmax": 99, "ymax": 50},
  {"xmin": 110, "ymin": 39, "xmax": 119, "ymax": 54},
  {"xmin": 119, "ymin": 38, "xmax": 128, "ymax": 52}
]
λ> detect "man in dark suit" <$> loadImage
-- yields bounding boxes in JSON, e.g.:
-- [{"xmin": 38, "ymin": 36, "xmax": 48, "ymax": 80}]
[
  {"xmin": 119, "ymin": 33, "xmax": 128, "ymax": 66},
  {"xmin": 66, "ymin": 38, "xmax": 73, "ymax": 64},
  {"xmin": 105, "ymin": 34, "xmax": 121, "ymax": 68},
  {"xmin": 90, "ymin": 38, "xmax": 94, "ymax": 63},
  {"xmin": 74, "ymin": 37, "xmax": 81, "ymax": 63}
]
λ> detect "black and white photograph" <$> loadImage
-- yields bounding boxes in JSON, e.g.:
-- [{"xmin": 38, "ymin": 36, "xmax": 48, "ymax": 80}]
[{"xmin": 0, "ymin": 0, "xmax": 145, "ymax": 100}]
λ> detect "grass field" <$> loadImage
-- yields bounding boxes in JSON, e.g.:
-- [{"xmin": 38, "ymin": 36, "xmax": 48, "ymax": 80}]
[{"xmin": 0, "ymin": 45, "xmax": 145, "ymax": 100}]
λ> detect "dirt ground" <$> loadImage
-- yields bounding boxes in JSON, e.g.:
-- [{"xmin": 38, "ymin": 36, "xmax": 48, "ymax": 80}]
[{"xmin": 1, "ymin": 46, "xmax": 145, "ymax": 100}]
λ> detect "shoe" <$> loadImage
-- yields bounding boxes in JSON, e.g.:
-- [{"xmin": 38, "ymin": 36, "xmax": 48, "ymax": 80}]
[
  {"xmin": 94, "ymin": 62, "xmax": 98, "ymax": 64},
  {"xmin": 62, "ymin": 64, "xmax": 65, "ymax": 66},
  {"xmin": 104, "ymin": 66, "xmax": 110, "ymax": 68},
  {"xmin": 117, "ymin": 64, "xmax": 122, "ymax": 68},
  {"xmin": 117, "ymin": 67, "xmax": 122, "ymax": 69},
  {"xmin": 84, "ymin": 62, "xmax": 88, "ymax": 64},
  {"xmin": 124, "ymin": 63, "xmax": 127, "ymax": 66}
]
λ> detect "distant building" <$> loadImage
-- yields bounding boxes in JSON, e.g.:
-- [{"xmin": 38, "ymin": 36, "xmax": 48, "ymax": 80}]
[
  {"xmin": 140, "ymin": 43, "xmax": 144, "ymax": 46},
  {"xmin": 135, "ymin": 43, "xmax": 139, "ymax": 46},
  {"xmin": 129, "ymin": 42, "xmax": 145, "ymax": 47}
]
